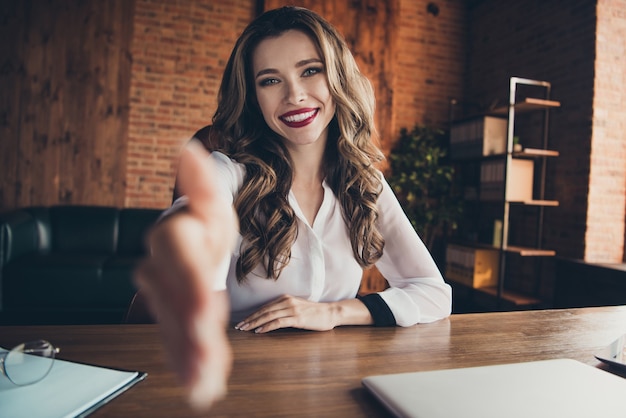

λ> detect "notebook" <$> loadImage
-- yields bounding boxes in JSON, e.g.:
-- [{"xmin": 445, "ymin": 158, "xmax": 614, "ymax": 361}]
[
  {"xmin": 0, "ymin": 348, "xmax": 146, "ymax": 418},
  {"xmin": 362, "ymin": 358, "xmax": 626, "ymax": 418}
]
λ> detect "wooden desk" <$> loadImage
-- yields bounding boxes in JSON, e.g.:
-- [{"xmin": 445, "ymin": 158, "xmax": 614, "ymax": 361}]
[{"xmin": 2, "ymin": 306, "xmax": 626, "ymax": 417}]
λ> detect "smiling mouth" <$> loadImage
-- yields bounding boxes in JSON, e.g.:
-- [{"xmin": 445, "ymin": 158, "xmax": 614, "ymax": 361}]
[{"xmin": 279, "ymin": 109, "xmax": 319, "ymax": 128}]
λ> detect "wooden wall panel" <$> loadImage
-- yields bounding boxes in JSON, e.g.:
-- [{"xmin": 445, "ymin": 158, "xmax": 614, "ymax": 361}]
[
  {"xmin": 0, "ymin": 1, "xmax": 25, "ymax": 209},
  {"xmin": 0, "ymin": 0, "xmax": 134, "ymax": 211}
]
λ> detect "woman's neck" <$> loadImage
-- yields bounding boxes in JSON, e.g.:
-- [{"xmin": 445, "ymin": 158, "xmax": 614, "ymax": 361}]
[
  {"xmin": 286, "ymin": 136, "xmax": 327, "ymax": 226},
  {"xmin": 286, "ymin": 136, "xmax": 327, "ymax": 188}
]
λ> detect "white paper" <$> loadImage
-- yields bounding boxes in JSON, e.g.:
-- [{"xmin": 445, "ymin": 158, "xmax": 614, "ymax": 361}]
[{"xmin": 0, "ymin": 348, "xmax": 143, "ymax": 418}]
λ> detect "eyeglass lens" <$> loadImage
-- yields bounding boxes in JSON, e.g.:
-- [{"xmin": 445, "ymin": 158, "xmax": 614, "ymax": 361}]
[{"xmin": 4, "ymin": 340, "xmax": 57, "ymax": 386}]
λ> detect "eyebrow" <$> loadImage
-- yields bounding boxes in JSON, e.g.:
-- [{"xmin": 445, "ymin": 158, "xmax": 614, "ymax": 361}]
[{"xmin": 255, "ymin": 58, "xmax": 323, "ymax": 79}]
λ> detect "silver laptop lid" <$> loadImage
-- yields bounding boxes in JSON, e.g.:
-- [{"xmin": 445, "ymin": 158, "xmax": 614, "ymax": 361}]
[{"xmin": 362, "ymin": 359, "xmax": 626, "ymax": 418}]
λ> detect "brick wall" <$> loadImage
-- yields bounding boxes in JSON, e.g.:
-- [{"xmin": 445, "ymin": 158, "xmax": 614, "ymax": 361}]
[
  {"xmin": 125, "ymin": 0, "xmax": 256, "ymax": 208},
  {"xmin": 394, "ymin": 0, "xmax": 466, "ymax": 132},
  {"xmin": 587, "ymin": 0, "xmax": 626, "ymax": 262}
]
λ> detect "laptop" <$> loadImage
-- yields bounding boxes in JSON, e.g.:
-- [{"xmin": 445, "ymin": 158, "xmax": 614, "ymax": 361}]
[{"xmin": 362, "ymin": 358, "xmax": 626, "ymax": 418}]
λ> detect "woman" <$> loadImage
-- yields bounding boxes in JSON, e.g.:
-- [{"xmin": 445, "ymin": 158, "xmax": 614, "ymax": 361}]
[{"xmin": 135, "ymin": 6, "xmax": 451, "ymax": 410}]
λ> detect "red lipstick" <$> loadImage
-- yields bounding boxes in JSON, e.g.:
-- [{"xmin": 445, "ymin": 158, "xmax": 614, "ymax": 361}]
[{"xmin": 279, "ymin": 108, "xmax": 319, "ymax": 128}]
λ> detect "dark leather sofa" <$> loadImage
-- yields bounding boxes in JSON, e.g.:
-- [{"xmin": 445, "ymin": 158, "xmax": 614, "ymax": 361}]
[{"xmin": 0, "ymin": 205, "xmax": 162, "ymax": 325}]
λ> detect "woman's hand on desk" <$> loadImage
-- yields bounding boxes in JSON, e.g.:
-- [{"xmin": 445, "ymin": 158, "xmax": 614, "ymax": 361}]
[
  {"xmin": 235, "ymin": 295, "xmax": 373, "ymax": 333},
  {"xmin": 135, "ymin": 142, "xmax": 238, "ymax": 411}
]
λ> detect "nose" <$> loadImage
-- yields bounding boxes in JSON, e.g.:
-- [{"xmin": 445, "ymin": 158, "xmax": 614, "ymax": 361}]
[{"xmin": 284, "ymin": 79, "xmax": 306, "ymax": 104}]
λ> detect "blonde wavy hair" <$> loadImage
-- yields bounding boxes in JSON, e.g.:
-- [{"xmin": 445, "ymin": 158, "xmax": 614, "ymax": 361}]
[{"xmin": 211, "ymin": 6, "xmax": 385, "ymax": 283}]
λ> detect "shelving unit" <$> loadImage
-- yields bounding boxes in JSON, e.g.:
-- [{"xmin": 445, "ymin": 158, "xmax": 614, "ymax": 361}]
[{"xmin": 447, "ymin": 77, "xmax": 560, "ymax": 311}]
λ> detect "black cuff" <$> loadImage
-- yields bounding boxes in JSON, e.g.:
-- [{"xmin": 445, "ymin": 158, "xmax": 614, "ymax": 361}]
[{"xmin": 357, "ymin": 293, "xmax": 397, "ymax": 327}]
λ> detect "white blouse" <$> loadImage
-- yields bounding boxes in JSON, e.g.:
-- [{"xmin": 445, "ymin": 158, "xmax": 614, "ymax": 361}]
[{"xmin": 169, "ymin": 151, "xmax": 452, "ymax": 326}]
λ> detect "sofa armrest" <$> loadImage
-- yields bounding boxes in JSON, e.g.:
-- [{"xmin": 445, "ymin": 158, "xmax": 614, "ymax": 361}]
[{"xmin": 0, "ymin": 210, "xmax": 43, "ymax": 266}]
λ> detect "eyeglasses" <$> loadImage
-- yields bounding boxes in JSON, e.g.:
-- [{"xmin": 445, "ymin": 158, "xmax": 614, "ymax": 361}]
[{"xmin": 0, "ymin": 340, "xmax": 60, "ymax": 386}]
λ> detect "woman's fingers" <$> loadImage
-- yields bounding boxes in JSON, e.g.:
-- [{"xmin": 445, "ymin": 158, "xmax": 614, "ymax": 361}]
[
  {"xmin": 235, "ymin": 295, "xmax": 291, "ymax": 330},
  {"xmin": 133, "ymin": 142, "xmax": 238, "ymax": 411},
  {"xmin": 236, "ymin": 295, "xmax": 337, "ymax": 333}
]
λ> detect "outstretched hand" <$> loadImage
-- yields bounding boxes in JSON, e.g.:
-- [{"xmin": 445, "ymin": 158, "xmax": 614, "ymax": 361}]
[{"xmin": 134, "ymin": 141, "xmax": 238, "ymax": 410}]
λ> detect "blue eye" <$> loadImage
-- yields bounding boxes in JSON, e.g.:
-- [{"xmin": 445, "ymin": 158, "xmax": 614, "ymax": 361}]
[
  {"xmin": 259, "ymin": 78, "xmax": 279, "ymax": 87},
  {"xmin": 303, "ymin": 67, "xmax": 323, "ymax": 77}
]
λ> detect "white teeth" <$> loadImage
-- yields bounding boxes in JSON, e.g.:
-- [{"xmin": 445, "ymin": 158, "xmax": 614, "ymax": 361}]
[{"xmin": 282, "ymin": 110, "xmax": 316, "ymax": 123}]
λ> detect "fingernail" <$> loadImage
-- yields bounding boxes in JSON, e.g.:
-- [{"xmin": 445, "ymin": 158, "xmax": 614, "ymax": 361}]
[
  {"xmin": 254, "ymin": 327, "xmax": 263, "ymax": 334},
  {"xmin": 236, "ymin": 322, "xmax": 249, "ymax": 331}
]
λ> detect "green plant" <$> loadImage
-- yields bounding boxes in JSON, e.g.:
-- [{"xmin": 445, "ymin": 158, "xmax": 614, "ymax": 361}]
[{"xmin": 387, "ymin": 125, "xmax": 462, "ymax": 250}]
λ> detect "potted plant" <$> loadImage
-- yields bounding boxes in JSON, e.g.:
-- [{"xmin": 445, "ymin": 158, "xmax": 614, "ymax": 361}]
[{"xmin": 386, "ymin": 125, "xmax": 462, "ymax": 265}]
